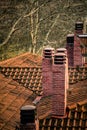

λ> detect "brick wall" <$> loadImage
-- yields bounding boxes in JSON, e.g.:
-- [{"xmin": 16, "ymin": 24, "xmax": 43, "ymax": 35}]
[{"xmin": 74, "ymin": 36, "xmax": 83, "ymax": 66}]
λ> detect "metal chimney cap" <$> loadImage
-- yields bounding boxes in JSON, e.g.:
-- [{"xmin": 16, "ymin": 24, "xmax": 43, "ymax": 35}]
[
  {"xmin": 75, "ymin": 22, "xmax": 83, "ymax": 30},
  {"xmin": 77, "ymin": 34, "xmax": 87, "ymax": 38},
  {"xmin": 75, "ymin": 21, "xmax": 83, "ymax": 24},
  {"xmin": 44, "ymin": 47, "xmax": 54, "ymax": 51},
  {"xmin": 54, "ymin": 53, "xmax": 66, "ymax": 56},
  {"xmin": 56, "ymin": 48, "xmax": 66, "ymax": 51},
  {"xmin": 67, "ymin": 34, "xmax": 74, "ymax": 37},
  {"xmin": 21, "ymin": 105, "xmax": 36, "ymax": 110}
]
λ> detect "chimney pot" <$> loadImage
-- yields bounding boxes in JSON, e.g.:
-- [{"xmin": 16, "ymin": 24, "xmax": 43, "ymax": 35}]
[
  {"xmin": 20, "ymin": 105, "xmax": 36, "ymax": 124},
  {"xmin": 54, "ymin": 53, "xmax": 66, "ymax": 64},
  {"xmin": 56, "ymin": 48, "xmax": 67, "ymax": 54},
  {"xmin": 75, "ymin": 22, "xmax": 83, "ymax": 31},
  {"xmin": 43, "ymin": 48, "xmax": 54, "ymax": 58},
  {"xmin": 66, "ymin": 34, "xmax": 74, "ymax": 66},
  {"xmin": 67, "ymin": 34, "xmax": 74, "ymax": 46},
  {"xmin": 74, "ymin": 22, "xmax": 83, "ymax": 66}
]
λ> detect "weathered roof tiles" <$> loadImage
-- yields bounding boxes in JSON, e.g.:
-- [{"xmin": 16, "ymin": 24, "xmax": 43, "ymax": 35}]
[{"xmin": 0, "ymin": 73, "xmax": 34, "ymax": 130}]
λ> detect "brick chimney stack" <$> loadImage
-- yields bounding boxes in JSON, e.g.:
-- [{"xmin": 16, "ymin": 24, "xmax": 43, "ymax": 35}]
[
  {"xmin": 42, "ymin": 48, "xmax": 54, "ymax": 97},
  {"xmin": 42, "ymin": 48, "xmax": 68, "ymax": 117},
  {"xmin": 52, "ymin": 52, "xmax": 67, "ymax": 116},
  {"xmin": 56, "ymin": 48, "xmax": 69, "ymax": 89},
  {"xmin": 66, "ymin": 34, "xmax": 74, "ymax": 66},
  {"xmin": 19, "ymin": 105, "xmax": 36, "ymax": 130},
  {"xmin": 74, "ymin": 22, "xmax": 83, "ymax": 66}
]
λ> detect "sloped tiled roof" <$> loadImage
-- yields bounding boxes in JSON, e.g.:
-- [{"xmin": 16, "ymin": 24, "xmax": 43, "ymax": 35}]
[
  {"xmin": 37, "ymin": 84, "xmax": 87, "ymax": 119},
  {"xmin": 69, "ymin": 67, "xmax": 87, "ymax": 84},
  {"xmin": 0, "ymin": 67, "xmax": 42, "ymax": 95},
  {"xmin": 0, "ymin": 52, "xmax": 42, "ymax": 67},
  {"xmin": 0, "ymin": 69, "xmax": 87, "ymax": 130},
  {"xmin": 39, "ymin": 100, "xmax": 87, "ymax": 130},
  {"xmin": 0, "ymin": 66, "xmax": 87, "ymax": 95},
  {"xmin": 0, "ymin": 73, "xmax": 35, "ymax": 130},
  {"xmin": 0, "ymin": 53, "xmax": 87, "ymax": 129}
]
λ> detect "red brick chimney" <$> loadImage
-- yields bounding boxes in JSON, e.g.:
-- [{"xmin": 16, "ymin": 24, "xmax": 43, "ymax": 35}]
[
  {"xmin": 42, "ymin": 48, "xmax": 68, "ymax": 116},
  {"xmin": 42, "ymin": 48, "xmax": 54, "ymax": 97},
  {"xmin": 74, "ymin": 22, "xmax": 83, "ymax": 66},
  {"xmin": 66, "ymin": 34, "xmax": 74, "ymax": 66},
  {"xmin": 52, "ymin": 52, "xmax": 67, "ymax": 116},
  {"xmin": 56, "ymin": 48, "xmax": 69, "ymax": 89}
]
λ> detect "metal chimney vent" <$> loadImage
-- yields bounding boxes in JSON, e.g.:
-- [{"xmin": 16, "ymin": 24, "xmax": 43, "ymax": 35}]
[
  {"xmin": 56, "ymin": 48, "xmax": 67, "ymax": 54},
  {"xmin": 75, "ymin": 22, "xmax": 83, "ymax": 31},
  {"xmin": 20, "ymin": 105, "xmax": 36, "ymax": 124},
  {"xmin": 54, "ymin": 53, "xmax": 66, "ymax": 64},
  {"xmin": 43, "ymin": 48, "xmax": 54, "ymax": 58}
]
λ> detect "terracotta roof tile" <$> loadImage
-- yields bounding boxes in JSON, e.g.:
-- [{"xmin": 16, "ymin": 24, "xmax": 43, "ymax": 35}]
[
  {"xmin": 0, "ymin": 73, "xmax": 34, "ymax": 130},
  {"xmin": 0, "ymin": 53, "xmax": 42, "ymax": 67},
  {"xmin": 0, "ymin": 60, "xmax": 87, "ymax": 129},
  {"xmin": 0, "ymin": 67, "xmax": 43, "ymax": 95},
  {"xmin": 39, "ymin": 101, "xmax": 87, "ymax": 129},
  {"xmin": 37, "ymin": 85, "xmax": 87, "ymax": 118},
  {"xmin": 0, "ymin": 66, "xmax": 87, "ymax": 95}
]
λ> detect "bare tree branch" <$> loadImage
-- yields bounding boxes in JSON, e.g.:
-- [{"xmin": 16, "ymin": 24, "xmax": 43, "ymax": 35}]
[
  {"xmin": 29, "ymin": 1, "xmax": 40, "ymax": 54},
  {"xmin": 0, "ymin": 1, "xmax": 45, "ymax": 48},
  {"xmin": 0, "ymin": 17, "xmax": 22, "ymax": 47},
  {"xmin": 0, "ymin": 1, "xmax": 52, "ymax": 50},
  {"xmin": 0, "ymin": 14, "xmax": 7, "ymax": 20},
  {"xmin": 24, "ymin": 3, "xmax": 45, "ymax": 18},
  {"xmin": 45, "ymin": 14, "xmax": 60, "ymax": 43}
]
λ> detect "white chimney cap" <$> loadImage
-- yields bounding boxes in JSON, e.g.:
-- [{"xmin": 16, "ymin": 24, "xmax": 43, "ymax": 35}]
[
  {"xmin": 67, "ymin": 34, "xmax": 74, "ymax": 37},
  {"xmin": 56, "ymin": 48, "xmax": 66, "ymax": 51},
  {"xmin": 21, "ymin": 105, "xmax": 36, "ymax": 110},
  {"xmin": 44, "ymin": 48, "xmax": 54, "ymax": 51},
  {"xmin": 54, "ymin": 53, "xmax": 66, "ymax": 56}
]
